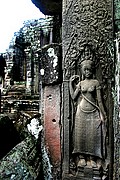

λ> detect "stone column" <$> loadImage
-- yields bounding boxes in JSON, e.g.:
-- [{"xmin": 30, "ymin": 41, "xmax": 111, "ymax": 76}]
[
  {"xmin": 62, "ymin": 0, "xmax": 114, "ymax": 179},
  {"xmin": 25, "ymin": 48, "xmax": 32, "ymax": 94},
  {"xmin": 40, "ymin": 44, "xmax": 62, "ymax": 179},
  {"xmin": 114, "ymin": 33, "xmax": 120, "ymax": 180}
]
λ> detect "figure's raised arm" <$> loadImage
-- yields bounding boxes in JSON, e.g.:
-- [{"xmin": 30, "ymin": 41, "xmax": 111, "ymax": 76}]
[{"xmin": 69, "ymin": 75, "xmax": 80, "ymax": 100}]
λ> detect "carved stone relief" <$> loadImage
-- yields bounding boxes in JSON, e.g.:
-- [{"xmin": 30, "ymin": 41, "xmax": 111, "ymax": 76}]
[
  {"xmin": 63, "ymin": 0, "xmax": 113, "ymax": 79},
  {"xmin": 69, "ymin": 59, "xmax": 108, "ymax": 179},
  {"xmin": 62, "ymin": 0, "xmax": 114, "ymax": 179}
]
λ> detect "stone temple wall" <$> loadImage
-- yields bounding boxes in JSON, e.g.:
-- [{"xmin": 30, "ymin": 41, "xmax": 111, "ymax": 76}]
[
  {"xmin": 62, "ymin": 0, "xmax": 114, "ymax": 179},
  {"xmin": 114, "ymin": 33, "xmax": 120, "ymax": 180},
  {"xmin": 113, "ymin": 1, "xmax": 120, "ymax": 179}
]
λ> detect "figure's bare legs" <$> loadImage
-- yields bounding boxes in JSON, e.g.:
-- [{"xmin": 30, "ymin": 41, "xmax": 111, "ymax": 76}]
[
  {"xmin": 77, "ymin": 155, "xmax": 102, "ymax": 168},
  {"xmin": 86, "ymin": 156, "xmax": 97, "ymax": 168}
]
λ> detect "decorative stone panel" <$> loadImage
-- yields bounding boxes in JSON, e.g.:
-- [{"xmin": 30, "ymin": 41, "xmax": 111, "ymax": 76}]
[{"xmin": 62, "ymin": 0, "xmax": 114, "ymax": 179}]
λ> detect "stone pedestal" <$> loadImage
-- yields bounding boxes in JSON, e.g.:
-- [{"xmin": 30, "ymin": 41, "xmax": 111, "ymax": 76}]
[
  {"xmin": 77, "ymin": 166, "xmax": 102, "ymax": 180},
  {"xmin": 63, "ymin": 166, "xmax": 104, "ymax": 180}
]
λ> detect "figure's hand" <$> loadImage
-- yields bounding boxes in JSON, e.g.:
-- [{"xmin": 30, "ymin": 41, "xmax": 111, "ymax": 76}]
[{"xmin": 70, "ymin": 75, "xmax": 80, "ymax": 82}]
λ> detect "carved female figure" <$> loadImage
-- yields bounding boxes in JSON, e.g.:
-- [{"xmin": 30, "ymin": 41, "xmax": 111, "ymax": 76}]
[{"xmin": 69, "ymin": 60, "xmax": 107, "ymax": 168}]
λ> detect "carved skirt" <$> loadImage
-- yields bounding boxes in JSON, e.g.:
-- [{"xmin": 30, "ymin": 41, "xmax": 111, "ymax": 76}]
[{"xmin": 72, "ymin": 105, "xmax": 105, "ymax": 159}]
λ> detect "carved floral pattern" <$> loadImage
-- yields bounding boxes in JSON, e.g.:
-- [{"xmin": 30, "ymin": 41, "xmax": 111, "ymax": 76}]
[{"xmin": 63, "ymin": 0, "xmax": 114, "ymax": 84}]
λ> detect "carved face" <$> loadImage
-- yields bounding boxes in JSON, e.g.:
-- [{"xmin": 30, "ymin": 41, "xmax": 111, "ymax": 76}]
[{"xmin": 81, "ymin": 64, "xmax": 93, "ymax": 78}]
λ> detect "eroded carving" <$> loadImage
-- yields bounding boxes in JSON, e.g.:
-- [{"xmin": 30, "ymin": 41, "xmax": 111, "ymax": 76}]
[
  {"xmin": 63, "ymin": 0, "xmax": 113, "ymax": 81},
  {"xmin": 62, "ymin": 0, "xmax": 114, "ymax": 179},
  {"xmin": 69, "ymin": 59, "xmax": 108, "ymax": 178}
]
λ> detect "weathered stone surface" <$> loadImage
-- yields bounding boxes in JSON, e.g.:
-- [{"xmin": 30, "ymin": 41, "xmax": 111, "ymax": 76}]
[
  {"xmin": 44, "ymin": 85, "xmax": 61, "ymax": 179},
  {"xmin": 0, "ymin": 114, "xmax": 20, "ymax": 160},
  {"xmin": 113, "ymin": 33, "xmax": 120, "ymax": 180},
  {"xmin": 40, "ymin": 43, "xmax": 62, "ymax": 85},
  {"xmin": 32, "ymin": 0, "xmax": 62, "ymax": 15},
  {"xmin": 1, "ymin": 83, "xmax": 39, "ymax": 115},
  {"xmin": 0, "ymin": 135, "xmax": 43, "ymax": 179},
  {"xmin": 62, "ymin": 81, "xmax": 70, "ymax": 175},
  {"xmin": 0, "ymin": 112, "xmax": 46, "ymax": 179},
  {"xmin": 62, "ymin": 0, "xmax": 114, "ymax": 179},
  {"xmin": 5, "ymin": 18, "xmax": 53, "ymax": 95}
]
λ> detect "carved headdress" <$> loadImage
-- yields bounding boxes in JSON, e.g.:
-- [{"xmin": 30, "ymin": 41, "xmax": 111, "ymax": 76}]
[
  {"xmin": 79, "ymin": 45, "xmax": 95, "ymax": 66},
  {"xmin": 81, "ymin": 60, "xmax": 94, "ymax": 68},
  {"xmin": 78, "ymin": 45, "xmax": 95, "ymax": 79}
]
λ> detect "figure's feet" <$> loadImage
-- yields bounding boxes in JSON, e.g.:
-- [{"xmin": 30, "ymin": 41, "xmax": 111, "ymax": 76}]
[
  {"xmin": 86, "ymin": 160, "xmax": 91, "ymax": 167},
  {"xmin": 86, "ymin": 160, "xmax": 97, "ymax": 168},
  {"xmin": 77, "ymin": 159, "xmax": 86, "ymax": 167},
  {"xmin": 90, "ymin": 160, "xmax": 97, "ymax": 168}
]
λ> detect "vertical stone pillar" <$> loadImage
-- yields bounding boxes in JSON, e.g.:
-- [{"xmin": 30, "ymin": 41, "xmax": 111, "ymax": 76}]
[
  {"xmin": 62, "ymin": 0, "xmax": 114, "ymax": 179},
  {"xmin": 113, "ymin": 2, "xmax": 120, "ymax": 178},
  {"xmin": 114, "ymin": 34, "xmax": 120, "ymax": 180},
  {"xmin": 25, "ymin": 48, "xmax": 31, "ymax": 94},
  {"xmin": 40, "ymin": 44, "xmax": 62, "ymax": 179}
]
